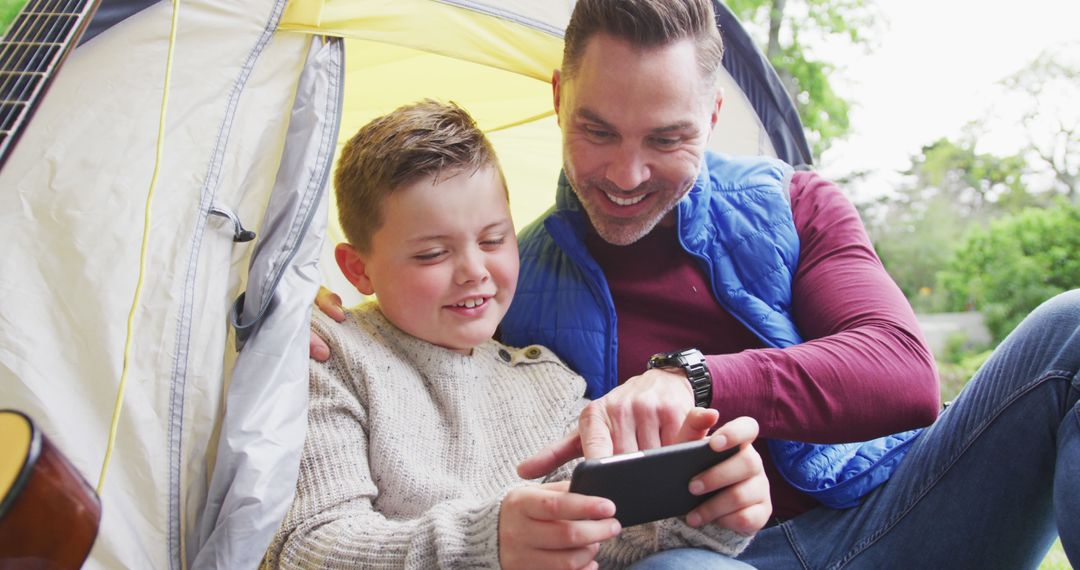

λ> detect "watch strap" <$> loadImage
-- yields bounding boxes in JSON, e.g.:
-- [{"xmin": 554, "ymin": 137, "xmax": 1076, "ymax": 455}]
[{"xmin": 647, "ymin": 348, "xmax": 712, "ymax": 408}]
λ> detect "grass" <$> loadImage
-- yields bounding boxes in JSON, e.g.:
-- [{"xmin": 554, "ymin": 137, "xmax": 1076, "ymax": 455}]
[{"xmin": 0, "ymin": 0, "xmax": 28, "ymax": 38}]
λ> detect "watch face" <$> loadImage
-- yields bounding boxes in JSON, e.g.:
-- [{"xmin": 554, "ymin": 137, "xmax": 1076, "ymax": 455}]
[
  {"xmin": 649, "ymin": 352, "xmax": 677, "ymax": 368},
  {"xmin": 647, "ymin": 349, "xmax": 711, "ymax": 407}
]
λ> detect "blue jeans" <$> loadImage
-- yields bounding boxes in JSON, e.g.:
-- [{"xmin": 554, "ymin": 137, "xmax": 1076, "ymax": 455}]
[{"xmin": 637, "ymin": 290, "xmax": 1080, "ymax": 569}]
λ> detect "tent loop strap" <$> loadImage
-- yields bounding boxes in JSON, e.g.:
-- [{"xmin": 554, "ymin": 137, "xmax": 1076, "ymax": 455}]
[{"xmin": 209, "ymin": 205, "xmax": 257, "ymax": 242}]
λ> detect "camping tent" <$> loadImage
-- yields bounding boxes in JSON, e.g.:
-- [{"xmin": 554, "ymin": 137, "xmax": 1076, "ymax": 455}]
[{"xmin": 0, "ymin": 0, "xmax": 811, "ymax": 568}]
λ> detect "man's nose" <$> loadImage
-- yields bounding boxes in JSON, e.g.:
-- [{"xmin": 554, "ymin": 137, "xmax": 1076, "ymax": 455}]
[{"xmin": 606, "ymin": 143, "xmax": 650, "ymax": 191}]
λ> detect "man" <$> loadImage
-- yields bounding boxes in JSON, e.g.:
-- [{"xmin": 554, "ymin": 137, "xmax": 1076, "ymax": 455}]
[{"xmin": 316, "ymin": 0, "xmax": 1080, "ymax": 566}]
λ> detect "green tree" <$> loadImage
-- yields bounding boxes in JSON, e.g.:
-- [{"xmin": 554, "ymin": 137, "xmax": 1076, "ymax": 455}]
[
  {"xmin": 998, "ymin": 45, "xmax": 1080, "ymax": 199},
  {"xmin": 908, "ymin": 134, "xmax": 1033, "ymax": 219},
  {"xmin": 938, "ymin": 200, "xmax": 1080, "ymax": 341},
  {"xmin": 865, "ymin": 135, "xmax": 1031, "ymax": 309},
  {"xmin": 725, "ymin": 0, "xmax": 882, "ymax": 157}
]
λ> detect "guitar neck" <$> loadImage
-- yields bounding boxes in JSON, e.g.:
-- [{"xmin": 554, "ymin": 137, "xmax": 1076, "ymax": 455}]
[{"xmin": 0, "ymin": 0, "xmax": 101, "ymax": 171}]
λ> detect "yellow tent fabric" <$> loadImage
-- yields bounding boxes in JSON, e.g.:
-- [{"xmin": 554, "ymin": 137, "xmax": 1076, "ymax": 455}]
[
  {"xmin": 282, "ymin": 0, "xmax": 570, "ymax": 302},
  {"xmin": 282, "ymin": 0, "xmax": 565, "ymax": 229}
]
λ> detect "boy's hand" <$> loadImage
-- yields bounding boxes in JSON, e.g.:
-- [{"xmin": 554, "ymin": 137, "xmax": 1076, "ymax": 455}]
[
  {"xmin": 309, "ymin": 286, "xmax": 345, "ymax": 362},
  {"xmin": 517, "ymin": 415, "xmax": 771, "ymax": 536},
  {"xmin": 685, "ymin": 417, "xmax": 770, "ymax": 533},
  {"xmin": 499, "ymin": 482, "xmax": 621, "ymax": 570}
]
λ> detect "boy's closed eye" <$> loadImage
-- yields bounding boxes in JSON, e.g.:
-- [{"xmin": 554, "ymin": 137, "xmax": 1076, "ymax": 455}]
[{"xmin": 413, "ymin": 250, "xmax": 447, "ymax": 262}]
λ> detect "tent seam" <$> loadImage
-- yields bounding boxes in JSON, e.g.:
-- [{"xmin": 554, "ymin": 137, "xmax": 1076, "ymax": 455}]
[
  {"xmin": 165, "ymin": 0, "xmax": 290, "ymax": 568},
  {"xmin": 430, "ymin": 0, "xmax": 563, "ymax": 37}
]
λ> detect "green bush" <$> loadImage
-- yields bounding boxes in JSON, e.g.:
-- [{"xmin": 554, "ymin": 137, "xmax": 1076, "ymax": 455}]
[{"xmin": 938, "ymin": 201, "xmax": 1080, "ymax": 342}]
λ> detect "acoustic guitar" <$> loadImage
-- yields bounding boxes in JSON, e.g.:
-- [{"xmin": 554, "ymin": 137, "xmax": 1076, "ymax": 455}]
[
  {"xmin": 2, "ymin": 2, "xmax": 105, "ymax": 567},
  {"xmin": 0, "ymin": 409, "xmax": 101, "ymax": 568}
]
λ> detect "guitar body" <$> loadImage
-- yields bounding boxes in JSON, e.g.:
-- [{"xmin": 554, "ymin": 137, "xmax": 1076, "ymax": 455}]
[{"xmin": 0, "ymin": 410, "xmax": 101, "ymax": 569}]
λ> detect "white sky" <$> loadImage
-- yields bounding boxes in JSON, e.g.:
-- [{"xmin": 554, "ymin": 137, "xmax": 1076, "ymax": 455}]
[{"xmin": 816, "ymin": 0, "xmax": 1080, "ymax": 202}]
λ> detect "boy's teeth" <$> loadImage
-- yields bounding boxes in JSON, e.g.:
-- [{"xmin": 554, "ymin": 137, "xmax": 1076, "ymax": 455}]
[
  {"xmin": 457, "ymin": 298, "xmax": 485, "ymax": 308},
  {"xmin": 606, "ymin": 192, "xmax": 645, "ymax": 206}
]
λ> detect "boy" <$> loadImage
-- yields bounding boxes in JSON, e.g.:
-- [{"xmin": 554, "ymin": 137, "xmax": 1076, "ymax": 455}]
[{"xmin": 263, "ymin": 100, "xmax": 762, "ymax": 569}]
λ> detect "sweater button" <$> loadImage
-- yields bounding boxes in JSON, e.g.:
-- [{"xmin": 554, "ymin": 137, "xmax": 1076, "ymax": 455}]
[
  {"xmin": 524, "ymin": 346, "xmax": 542, "ymax": 359},
  {"xmin": 498, "ymin": 349, "xmax": 511, "ymax": 362}
]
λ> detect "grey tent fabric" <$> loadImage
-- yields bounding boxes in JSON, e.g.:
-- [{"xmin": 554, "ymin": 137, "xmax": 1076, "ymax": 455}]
[{"xmin": 193, "ymin": 36, "xmax": 344, "ymax": 569}]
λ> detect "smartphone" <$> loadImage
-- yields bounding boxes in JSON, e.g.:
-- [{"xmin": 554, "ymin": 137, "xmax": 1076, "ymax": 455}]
[{"xmin": 568, "ymin": 439, "xmax": 737, "ymax": 527}]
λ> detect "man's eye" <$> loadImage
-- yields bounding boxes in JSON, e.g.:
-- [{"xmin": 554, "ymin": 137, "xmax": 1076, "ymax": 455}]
[
  {"xmin": 584, "ymin": 127, "xmax": 614, "ymax": 140},
  {"xmin": 651, "ymin": 136, "xmax": 680, "ymax": 149}
]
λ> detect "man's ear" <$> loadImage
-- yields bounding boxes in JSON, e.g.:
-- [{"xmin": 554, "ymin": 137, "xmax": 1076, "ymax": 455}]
[
  {"xmin": 552, "ymin": 69, "xmax": 562, "ymax": 125},
  {"xmin": 709, "ymin": 87, "xmax": 724, "ymax": 130},
  {"xmin": 335, "ymin": 243, "xmax": 375, "ymax": 296}
]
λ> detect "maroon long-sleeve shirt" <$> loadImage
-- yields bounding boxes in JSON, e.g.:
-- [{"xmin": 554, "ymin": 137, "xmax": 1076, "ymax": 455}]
[{"xmin": 585, "ymin": 170, "xmax": 940, "ymax": 519}]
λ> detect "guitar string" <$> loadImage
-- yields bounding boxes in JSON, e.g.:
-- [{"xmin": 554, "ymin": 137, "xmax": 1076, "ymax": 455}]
[
  {"xmin": 98, "ymin": 0, "xmax": 181, "ymax": 493},
  {"xmin": 0, "ymin": 0, "xmax": 82, "ymax": 133},
  {"xmin": 5, "ymin": 0, "xmax": 68, "ymax": 130},
  {"xmin": 0, "ymin": 0, "xmax": 62, "ymax": 130},
  {"xmin": 0, "ymin": 0, "xmax": 54, "ymax": 127},
  {"xmin": 18, "ymin": 0, "xmax": 82, "ymax": 113},
  {"xmin": 0, "ymin": 0, "xmax": 44, "ymax": 128}
]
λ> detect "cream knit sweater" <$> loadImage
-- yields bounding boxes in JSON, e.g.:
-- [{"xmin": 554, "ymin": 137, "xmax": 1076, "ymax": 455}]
[{"xmin": 263, "ymin": 303, "xmax": 751, "ymax": 569}]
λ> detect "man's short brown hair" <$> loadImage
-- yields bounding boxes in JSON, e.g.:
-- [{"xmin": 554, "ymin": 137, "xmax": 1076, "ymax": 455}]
[
  {"xmin": 334, "ymin": 99, "xmax": 504, "ymax": 252},
  {"xmin": 562, "ymin": 0, "xmax": 724, "ymax": 84}
]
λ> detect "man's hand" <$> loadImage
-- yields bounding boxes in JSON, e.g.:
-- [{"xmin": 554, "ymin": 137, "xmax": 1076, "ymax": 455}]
[
  {"xmin": 685, "ymin": 416, "xmax": 770, "ymax": 533},
  {"xmin": 517, "ymin": 368, "xmax": 697, "ymax": 479},
  {"xmin": 309, "ymin": 286, "xmax": 345, "ymax": 362},
  {"xmin": 499, "ymin": 481, "xmax": 621, "ymax": 570}
]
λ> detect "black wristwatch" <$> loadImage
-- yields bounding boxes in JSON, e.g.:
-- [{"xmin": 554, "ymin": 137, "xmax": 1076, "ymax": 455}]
[{"xmin": 647, "ymin": 348, "xmax": 712, "ymax": 408}]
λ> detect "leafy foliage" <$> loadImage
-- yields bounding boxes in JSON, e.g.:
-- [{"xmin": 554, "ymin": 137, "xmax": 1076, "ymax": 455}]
[
  {"xmin": 724, "ymin": 0, "xmax": 882, "ymax": 157},
  {"xmin": 937, "ymin": 200, "xmax": 1080, "ymax": 341},
  {"xmin": 865, "ymin": 135, "xmax": 1032, "ymax": 310},
  {"xmin": 865, "ymin": 47, "xmax": 1079, "ymax": 323},
  {"xmin": 998, "ymin": 45, "xmax": 1080, "ymax": 199}
]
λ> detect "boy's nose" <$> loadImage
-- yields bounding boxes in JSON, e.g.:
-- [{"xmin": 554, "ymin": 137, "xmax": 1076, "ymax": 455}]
[
  {"xmin": 455, "ymin": 250, "xmax": 489, "ymax": 285},
  {"xmin": 606, "ymin": 143, "xmax": 650, "ymax": 191}
]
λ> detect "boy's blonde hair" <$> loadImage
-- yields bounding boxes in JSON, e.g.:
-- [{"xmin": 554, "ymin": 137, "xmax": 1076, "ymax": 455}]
[{"xmin": 334, "ymin": 100, "xmax": 505, "ymax": 253}]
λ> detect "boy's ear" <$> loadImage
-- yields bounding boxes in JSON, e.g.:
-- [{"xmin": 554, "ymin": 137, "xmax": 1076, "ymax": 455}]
[{"xmin": 335, "ymin": 243, "xmax": 375, "ymax": 296}]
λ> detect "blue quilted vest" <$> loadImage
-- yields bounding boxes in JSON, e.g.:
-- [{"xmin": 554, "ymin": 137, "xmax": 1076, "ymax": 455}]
[{"xmin": 502, "ymin": 151, "xmax": 922, "ymax": 508}]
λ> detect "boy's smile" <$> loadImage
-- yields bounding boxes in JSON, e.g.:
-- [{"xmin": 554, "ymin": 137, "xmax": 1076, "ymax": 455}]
[{"xmin": 339, "ymin": 164, "xmax": 518, "ymax": 354}]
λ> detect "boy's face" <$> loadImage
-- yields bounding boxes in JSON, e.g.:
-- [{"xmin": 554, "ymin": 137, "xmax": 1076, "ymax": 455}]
[{"xmin": 338, "ymin": 164, "xmax": 518, "ymax": 354}]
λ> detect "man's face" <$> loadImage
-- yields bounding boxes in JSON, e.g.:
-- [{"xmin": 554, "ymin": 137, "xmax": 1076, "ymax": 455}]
[{"xmin": 554, "ymin": 33, "xmax": 721, "ymax": 245}]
